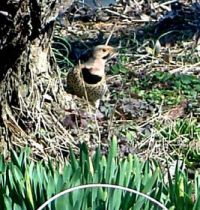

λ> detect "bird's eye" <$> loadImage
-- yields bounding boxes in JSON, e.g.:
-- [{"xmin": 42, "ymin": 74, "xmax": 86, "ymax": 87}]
[{"xmin": 102, "ymin": 49, "xmax": 106, "ymax": 52}]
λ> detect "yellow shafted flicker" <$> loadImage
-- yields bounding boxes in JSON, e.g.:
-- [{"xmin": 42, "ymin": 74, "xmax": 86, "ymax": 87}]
[{"xmin": 66, "ymin": 45, "xmax": 117, "ymax": 106}]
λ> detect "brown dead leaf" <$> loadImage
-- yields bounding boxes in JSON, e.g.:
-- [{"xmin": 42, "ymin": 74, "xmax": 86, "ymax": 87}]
[
  {"xmin": 62, "ymin": 114, "xmax": 77, "ymax": 129},
  {"xmin": 164, "ymin": 101, "xmax": 188, "ymax": 120}
]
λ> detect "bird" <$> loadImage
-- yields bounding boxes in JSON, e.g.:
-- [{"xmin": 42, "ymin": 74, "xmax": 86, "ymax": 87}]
[{"xmin": 66, "ymin": 45, "xmax": 117, "ymax": 107}]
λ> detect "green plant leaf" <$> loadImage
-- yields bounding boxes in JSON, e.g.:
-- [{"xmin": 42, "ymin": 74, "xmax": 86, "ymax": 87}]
[
  {"xmin": 25, "ymin": 169, "xmax": 34, "ymax": 210},
  {"xmin": 106, "ymin": 137, "xmax": 118, "ymax": 183},
  {"xmin": 3, "ymin": 195, "xmax": 12, "ymax": 210}
]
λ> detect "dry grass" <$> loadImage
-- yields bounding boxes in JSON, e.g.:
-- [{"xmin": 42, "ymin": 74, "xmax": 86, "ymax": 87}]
[{"xmin": 51, "ymin": 0, "xmax": 200, "ymax": 169}]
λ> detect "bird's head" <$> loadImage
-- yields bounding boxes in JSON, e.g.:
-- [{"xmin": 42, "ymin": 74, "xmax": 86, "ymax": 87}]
[{"xmin": 92, "ymin": 45, "xmax": 117, "ymax": 60}]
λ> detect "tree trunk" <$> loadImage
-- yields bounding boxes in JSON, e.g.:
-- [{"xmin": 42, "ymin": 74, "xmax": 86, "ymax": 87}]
[{"xmin": 0, "ymin": 0, "xmax": 75, "ymax": 159}]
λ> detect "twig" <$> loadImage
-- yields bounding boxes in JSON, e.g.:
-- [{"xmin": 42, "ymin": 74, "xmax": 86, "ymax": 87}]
[
  {"xmin": 169, "ymin": 62, "xmax": 200, "ymax": 74},
  {"xmin": 154, "ymin": 0, "xmax": 178, "ymax": 9},
  {"xmin": 104, "ymin": 9, "xmax": 156, "ymax": 22},
  {"xmin": 105, "ymin": 23, "xmax": 117, "ymax": 45}
]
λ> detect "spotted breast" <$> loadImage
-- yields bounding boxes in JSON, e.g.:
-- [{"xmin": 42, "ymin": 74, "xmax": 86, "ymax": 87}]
[{"xmin": 66, "ymin": 45, "xmax": 117, "ymax": 107}]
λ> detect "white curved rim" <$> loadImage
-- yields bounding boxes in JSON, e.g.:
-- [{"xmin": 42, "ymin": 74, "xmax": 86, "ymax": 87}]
[{"xmin": 37, "ymin": 184, "xmax": 168, "ymax": 210}]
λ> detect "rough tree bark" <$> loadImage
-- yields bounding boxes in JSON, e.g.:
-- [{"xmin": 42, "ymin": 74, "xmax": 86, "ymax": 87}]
[{"xmin": 0, "ymin": 0, "xmax": 74, "ymax": 159}]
